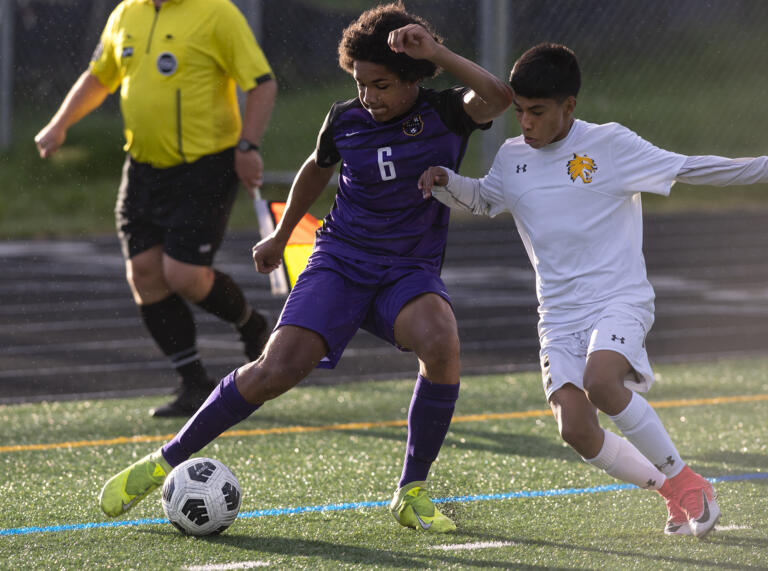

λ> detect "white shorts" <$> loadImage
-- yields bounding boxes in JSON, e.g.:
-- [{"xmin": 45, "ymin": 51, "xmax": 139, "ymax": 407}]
[{"xmin": 539, "ymin": 310, "xmax": 655, "ymax": 401}]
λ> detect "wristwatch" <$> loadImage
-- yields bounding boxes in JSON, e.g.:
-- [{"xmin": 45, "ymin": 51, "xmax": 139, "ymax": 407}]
[{"xmin": 236, "ymin": 138, "xmax": 260, "ymax": 152}]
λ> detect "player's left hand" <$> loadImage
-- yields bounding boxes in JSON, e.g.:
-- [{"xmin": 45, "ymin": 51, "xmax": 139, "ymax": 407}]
[
  {"xmin": 388, "ymin": 23, "xmax": 439, "ymax": 61},
  {"xmin": 236, "ymin": 149, "xmax": 265, "ymax": 194}
]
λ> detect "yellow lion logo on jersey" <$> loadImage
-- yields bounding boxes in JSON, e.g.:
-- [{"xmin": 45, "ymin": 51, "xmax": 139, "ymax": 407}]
[{"xmin": 567, "ymin": 153, "xmax": 598, "ymax": 183}]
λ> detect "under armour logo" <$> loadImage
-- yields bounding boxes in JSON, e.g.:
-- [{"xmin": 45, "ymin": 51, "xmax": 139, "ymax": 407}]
[
  {"xmin": 516, "ymin": 164, "xmax": 527, "ymax": 173},
  {"xmin": 654, "ymin": 456, "xmax": 676, "ymax": 471},
  {"xmin": 611, "ymin": 334, "xmax": 625, "ymax": 344},
  {"xmin": 644, "ymin": 478, "xmax": 657, "ymax": 489}
]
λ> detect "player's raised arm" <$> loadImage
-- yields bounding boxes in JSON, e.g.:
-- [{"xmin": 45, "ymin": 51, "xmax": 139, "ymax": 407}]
[
  {"xmin": 251, "ymin": 153, "xmax": 334, "ymax": 274},
  {"xmin": 388, "ymin": 23, "xmax": 512, "ymax": 125},
  {"xmin": 34, "ymin": 71, "xmax": 110, "ymax": 158}
]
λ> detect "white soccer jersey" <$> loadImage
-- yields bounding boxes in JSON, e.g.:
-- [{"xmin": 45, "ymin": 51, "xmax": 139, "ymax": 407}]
[
  {"xmin": 436, "ymin": 118, "xmax": 768, "ymax": 343},
  {"xmin": 446, "ymin": 119, "xmax": 688, "ymax": 342}
]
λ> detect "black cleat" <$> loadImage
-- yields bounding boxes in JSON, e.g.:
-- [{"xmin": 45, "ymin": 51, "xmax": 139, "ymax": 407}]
[{"xmin": 150, "ymin": 381, "xmax": 217, "ymax": 418}]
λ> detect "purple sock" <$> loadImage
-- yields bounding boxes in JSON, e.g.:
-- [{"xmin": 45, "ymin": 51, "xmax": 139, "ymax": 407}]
[
  {"xmin": 398, "ymin": 375, "xmax": 460, "ymax": 487},
  {"xmin": 162, "ymin": 370, "xmax": 260, "ymax": 467}
]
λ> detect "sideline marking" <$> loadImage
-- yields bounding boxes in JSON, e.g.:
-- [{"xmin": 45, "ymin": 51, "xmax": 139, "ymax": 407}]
[
  {"xmin": 1, "ymin": 473, "xmax": 766, "ymax": 537},
  {"xmin": 2, "ymin": 393, "xmax": 768, "ymax": 454}
]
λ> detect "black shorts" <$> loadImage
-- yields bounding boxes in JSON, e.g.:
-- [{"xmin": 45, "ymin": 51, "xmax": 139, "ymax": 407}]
[{"xmin": 115, "ymin": 148, "xmax": 238, "ymax": 266}]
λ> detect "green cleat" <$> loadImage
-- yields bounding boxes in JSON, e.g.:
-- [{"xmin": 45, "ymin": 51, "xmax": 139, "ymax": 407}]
[
  {"xmin": 389, "ymin": 481, "xmax": 456, "ymax": 533},
  {"xmin": 98, "ymin": 449, "xmax": 171, "ymax": 517}
]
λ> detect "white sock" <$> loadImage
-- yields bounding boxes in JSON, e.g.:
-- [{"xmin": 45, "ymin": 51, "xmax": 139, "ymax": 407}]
[
  {"xmin": 584, "ymin": 429, "xmax": 666, "ymax": 489},
  {"xmin": 609, "ymin": 392, "xmax": 684, "ymax": 478}
]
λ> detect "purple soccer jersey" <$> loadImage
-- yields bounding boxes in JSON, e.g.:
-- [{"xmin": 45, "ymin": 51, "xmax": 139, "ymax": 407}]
[
  {"xmin": 275, "ymin": 86, "xmax": 490, "ymax": 367},
  {"xmin": 314, "ymin": 86, "xmax": 489, "ymax": 267}
]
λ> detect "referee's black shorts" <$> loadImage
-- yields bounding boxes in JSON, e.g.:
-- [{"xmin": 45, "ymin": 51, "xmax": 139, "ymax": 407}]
[{"xmin": 115, "ymin": 148, "xmax": 239, "ymax": 266}]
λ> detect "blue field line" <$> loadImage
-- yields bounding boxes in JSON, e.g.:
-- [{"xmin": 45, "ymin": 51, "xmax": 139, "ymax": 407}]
[{"xmin": 2, "ymin": 472, "xmax": 766, "ymax": 537}]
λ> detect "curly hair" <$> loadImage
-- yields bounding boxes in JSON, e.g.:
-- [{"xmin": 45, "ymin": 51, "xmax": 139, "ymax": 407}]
[{"xmin": 338, "ymin": 2, "xmax": 443, "ymax": 83}]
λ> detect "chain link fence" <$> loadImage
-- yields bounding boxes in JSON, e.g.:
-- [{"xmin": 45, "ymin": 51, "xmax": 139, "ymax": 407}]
[{"xmin": 4, "ymin": 0, "xmax": 768, "ymax": 162}]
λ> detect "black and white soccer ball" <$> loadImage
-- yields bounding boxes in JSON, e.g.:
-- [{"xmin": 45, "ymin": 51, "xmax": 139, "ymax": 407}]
[{"xmin": 161, "ymin": 457, "xmax": 242, "ymax": 536}]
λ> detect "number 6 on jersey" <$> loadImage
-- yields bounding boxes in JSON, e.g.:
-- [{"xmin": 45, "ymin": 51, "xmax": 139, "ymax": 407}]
[{"xmin": 378, "ymin": 146, "xmax": 396, "ymax": 180}]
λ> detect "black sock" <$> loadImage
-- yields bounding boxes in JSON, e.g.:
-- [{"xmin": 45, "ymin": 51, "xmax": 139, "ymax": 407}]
[
  {"xmin": 196, "ymin": 270, "xmax": 251, "ymax": 326},
  {"xmin": 139, "ymin": 293, "xmax": 208, "ymax": 385},
  {"xmin": 197, "ymin": 270, "xmax": 268, "ymax": 360}
]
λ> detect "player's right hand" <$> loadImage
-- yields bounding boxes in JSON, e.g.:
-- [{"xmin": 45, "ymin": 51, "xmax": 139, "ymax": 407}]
[
  {"xmin": 252, "ymin": 234, "xmax": 285, "ymax": 274},
  {"xmin": 387, "ymin": 23, "xmax": 439, "ymax": 61},
  {"xmin": 34, "ymin": 123, "xmax": 66, "ymax": 158},
  {"xmin": 417, "ymin": 166, "xmax": 449, "ymax": 199}
]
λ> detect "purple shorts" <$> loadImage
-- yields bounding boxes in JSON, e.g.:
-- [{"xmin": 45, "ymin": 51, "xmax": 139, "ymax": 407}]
[{"xmin": 277, "ymin": 250, "xmax": 451, "ymax": 368}]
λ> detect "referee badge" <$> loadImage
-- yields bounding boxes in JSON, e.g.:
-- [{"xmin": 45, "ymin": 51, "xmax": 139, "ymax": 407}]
[
  {"xmin": 402, "ymin": 114, "xmax": 423, "ymax": 136},
  {"xmin": 156, "ymin": 52, "xmax": 178, "ymax": 76}
]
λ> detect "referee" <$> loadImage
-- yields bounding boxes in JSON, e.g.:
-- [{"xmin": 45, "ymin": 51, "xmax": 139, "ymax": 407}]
[{"xmin": 35, "ymin": 0, "xmax": 278, "ymax": 418}]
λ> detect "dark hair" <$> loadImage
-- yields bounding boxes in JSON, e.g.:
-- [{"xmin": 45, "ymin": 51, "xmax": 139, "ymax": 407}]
[
  {"xmin": 338, "ymin": 1, "xmax": 443, "ymax": 83},
  {"xmin": 509, "ymin": 43, "xmax": 580, "ymax": 100}
]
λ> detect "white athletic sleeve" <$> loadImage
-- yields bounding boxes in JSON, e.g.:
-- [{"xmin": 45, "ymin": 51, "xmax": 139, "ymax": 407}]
[
  {"xmin": 430, "ymin": 171, "xmax": 485, "ymax": 214},
  {"xmin": 611, "ymin": 123, "xmax": 687, "ymax": 196},
  {"xmin": 431, "ymin": 148, "xmax": 508, "ymax": 217},
  {"xmin": 675, "ymin": 155, "xmax": 768, "ymax": 186}
]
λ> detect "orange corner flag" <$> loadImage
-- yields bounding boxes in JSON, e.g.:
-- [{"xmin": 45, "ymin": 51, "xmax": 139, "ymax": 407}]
[{"xmin": 269, "ymin": 202, "xmax": 321, "ymax": 291}]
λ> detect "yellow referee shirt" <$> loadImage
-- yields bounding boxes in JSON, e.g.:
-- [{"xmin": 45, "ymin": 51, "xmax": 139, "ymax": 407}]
[{"xmin": 90, "ymin": 0, "xmax": 274, "ymax": 168}]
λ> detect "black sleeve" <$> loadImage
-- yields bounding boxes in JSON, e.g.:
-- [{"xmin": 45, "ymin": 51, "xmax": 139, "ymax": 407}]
[
  {"xmin": 314, "ymin": 98, "xmax": 360, "ymax": 168},
  {"xmin": 428, "ymin": 86, "xmax": 493, "ymax": 136},
  {"xmin": 314, "ymin": 104, "xmax": 341, "ymax": 168}
]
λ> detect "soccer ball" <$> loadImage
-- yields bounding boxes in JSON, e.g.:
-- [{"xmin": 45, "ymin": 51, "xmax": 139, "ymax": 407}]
[{"xmin": 161, "ymin": 457, "xmax": 242, "ymax": 536}]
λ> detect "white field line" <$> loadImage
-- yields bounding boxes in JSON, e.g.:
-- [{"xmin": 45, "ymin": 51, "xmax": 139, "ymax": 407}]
[
  {"xmin": 431, "ymin": 541, "xmax": 517, "ymax": 551},
  {"xmin": 184, "ymin": 561, "xmax": 271, "ymax": 570}
]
